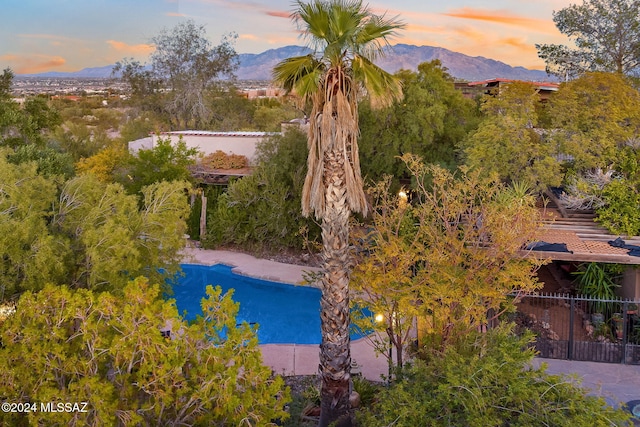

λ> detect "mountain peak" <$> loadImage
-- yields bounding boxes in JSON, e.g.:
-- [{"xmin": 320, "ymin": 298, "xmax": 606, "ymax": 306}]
[{"xmin": 19, "ymin": 44, "xmax": 553, "ymax": 82}]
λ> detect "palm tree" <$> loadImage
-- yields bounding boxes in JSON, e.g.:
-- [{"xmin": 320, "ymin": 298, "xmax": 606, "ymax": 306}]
[{"xmin": 273, "ymin": 1, "xmax": 404, "ymax": 425}]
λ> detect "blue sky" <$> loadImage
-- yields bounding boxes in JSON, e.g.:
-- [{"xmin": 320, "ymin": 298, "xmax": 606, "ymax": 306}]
[{"xmin": 1, "ymin": 0, "xmax": 574, "ymax": 74}]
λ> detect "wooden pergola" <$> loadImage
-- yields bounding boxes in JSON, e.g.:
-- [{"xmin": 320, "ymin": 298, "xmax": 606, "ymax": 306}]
[{"xmin": 189, "ymin": 166, "xmax": 253, "ymax": 185}]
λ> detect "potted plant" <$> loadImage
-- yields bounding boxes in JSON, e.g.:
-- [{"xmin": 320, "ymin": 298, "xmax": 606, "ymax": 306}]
[{"xmin": 612, "ymin": 312, "xmax": 624, "ymax": 340}]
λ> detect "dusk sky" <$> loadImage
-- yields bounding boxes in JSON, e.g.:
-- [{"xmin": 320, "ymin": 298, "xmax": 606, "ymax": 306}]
[{"xmin": 1, "ymin": 0, "xmax": 576, "ymax": 75}]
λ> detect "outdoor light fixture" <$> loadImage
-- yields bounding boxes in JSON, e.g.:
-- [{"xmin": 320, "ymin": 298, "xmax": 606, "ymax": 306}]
[{"xmin": 374, "ymin": 313, "xmax": 385, "ymax": 323}]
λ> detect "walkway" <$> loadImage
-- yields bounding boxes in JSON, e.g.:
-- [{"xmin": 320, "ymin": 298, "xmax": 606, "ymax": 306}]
[{"xmin": 182, "ymin": 247, "xmax": 640, "ymax": 417}]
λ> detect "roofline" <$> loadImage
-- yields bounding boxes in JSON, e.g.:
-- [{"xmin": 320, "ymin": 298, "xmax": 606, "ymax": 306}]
[
  {"xmin": 521, "ymin": 249, "xmax": 640, "ymax": 265},
  {"xmin": 467, "ymin": 78, "xmax": 559, "ymax": 90},
  {"xmin": 152, "ymin": 131, "xmax": 281, "ymax": 137}
]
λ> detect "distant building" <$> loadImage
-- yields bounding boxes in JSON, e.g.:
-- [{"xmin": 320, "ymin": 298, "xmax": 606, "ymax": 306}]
[
  {"xmin": 466, "ymin": 78, "xmax": 560, "ymax": 101},
  {"xmin": 241, "ymin": 87, "xmax": 284, "ymax": 99}
]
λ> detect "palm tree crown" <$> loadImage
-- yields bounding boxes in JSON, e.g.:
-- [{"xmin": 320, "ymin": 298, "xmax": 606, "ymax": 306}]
[{"xmin": 273, "ymin": 0, "xmax": 404, "ymax": 218}]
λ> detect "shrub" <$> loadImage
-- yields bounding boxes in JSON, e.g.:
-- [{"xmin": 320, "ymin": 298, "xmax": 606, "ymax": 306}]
[
  {"xmin": 597, "ymin": 177, "xmax": 640, "ymax": 236},
  {"xmin": 200, "ymin": 150, "xmax": 249, "ymax": 169},
  {"xmin": 357, "ymin": 325, "xmax": 631, "ymax": 427},
  {"xmin": 205, "ymin": 128, "xmax": 320, "ymax": 251},
  {"xmin": 0, "ymin": 279, "xmax": 290, "ymax": 426}
]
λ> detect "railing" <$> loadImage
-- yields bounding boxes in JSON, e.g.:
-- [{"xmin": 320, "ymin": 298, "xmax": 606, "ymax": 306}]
[{"xmin": 509, "ymin": 293, "xmax": 640, "ymax": 365}]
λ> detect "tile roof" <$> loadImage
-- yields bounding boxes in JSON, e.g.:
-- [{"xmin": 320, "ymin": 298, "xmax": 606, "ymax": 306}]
[{"xmin": 525, "ymin": 207, "xmax": 640, "ymax": 264}]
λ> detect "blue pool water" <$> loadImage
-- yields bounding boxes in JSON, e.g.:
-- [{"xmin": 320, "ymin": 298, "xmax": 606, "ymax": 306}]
[{"xmin": 171, "ymin": 264, "xmax": 366, "ymax": 344}]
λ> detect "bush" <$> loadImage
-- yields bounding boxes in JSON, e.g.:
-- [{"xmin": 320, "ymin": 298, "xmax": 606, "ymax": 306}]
[
  {"xmin": 357, "ymin": 325, "xmax": 631, "ymax": 427},
  {"xmin": 200, "ymin": 150, "xmax": 249, "ymax": 169},
  {"xmin": 205, "ymin": 128, "xmax": 320, "ymax": 251},
  {"xmin": 597, "ymin": 177, "xmax": 640, "ymax": 236},
  {"xmin": 0, "ymin": 279, "xmax": 290, "ymax": 426}
]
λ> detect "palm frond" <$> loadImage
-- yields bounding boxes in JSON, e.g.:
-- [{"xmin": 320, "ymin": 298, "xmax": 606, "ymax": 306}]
[
  {"xmin": 295, "ymin": 0, "xmax": 332, "ymax": 48},
  {"xmin": 275, "ymin": 0, "xmax": 405, "ymax": 219},
  {"xmin": 351, "ymin": 55, "xmax": 402, "ymax": 108},
  {"xmin": 272, "ymin": 54, "xmax": 324, "ymax": 99},
  {"xmin": 354, "ymin": 13, "xmax": 405, "ymax": 60}
]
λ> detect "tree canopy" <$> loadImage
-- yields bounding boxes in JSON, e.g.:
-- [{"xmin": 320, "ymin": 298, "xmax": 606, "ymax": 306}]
[
  {"xmin": 0, "ymin": 146, "xmax": 191, "ymax": 298},
  {"xmin": 461, "ymin": 81, "xmax": 562, "ymax": 191},
  {"xmin": 114, "ymin": 20, "xmax": 238, "ymax": 129},
  {"xmin": 358, "ymin": 60, "xmax": 479, "ymax": 184},
  {"xmin": 115, "ymin": 135, "xmax": 199, "ymax": 195},
  {"xmin": 206, "ymin": 128, "xmax": 321, "ymax": 251},
  {"xmin": 0, "ymin": 69, "xmax": 62, "ymax": 148},
  {"xmin": 357, "ymin": 326, "xmax": 631, "ymax": 426},
  {"xmin": 0, "ymin": 278, "xmax": 289, "ymax": 426},
  {"xmin": 537, "ymin": 0, "xmax": 640, "ymax": 80},
  {"xmin": 547, "ymin": 71, "xmax": 640, "ymax": 172},
  {"xmin": 352, "ymin": 155, "xmax": 544, "ymax": 358}
]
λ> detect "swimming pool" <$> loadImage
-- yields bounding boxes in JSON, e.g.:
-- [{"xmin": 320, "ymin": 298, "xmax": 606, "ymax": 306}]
[{"xmin": 171, "ymin": 264, "xmax": 366, "ymax": 345}]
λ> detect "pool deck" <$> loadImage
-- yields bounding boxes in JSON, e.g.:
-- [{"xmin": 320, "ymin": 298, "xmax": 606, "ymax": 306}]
[
  {"xmin": 182, "ymin": 247, "xmax": 320, "ymax": 286},
  {"xmin": 182, "ymin": 247, "xmax": 640, "ymax": 414}
]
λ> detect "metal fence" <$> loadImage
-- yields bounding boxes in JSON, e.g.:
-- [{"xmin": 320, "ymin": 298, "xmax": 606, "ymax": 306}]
[{"xmin": 510, "ymin": 293, "xmax": 640, "ymax": 365}]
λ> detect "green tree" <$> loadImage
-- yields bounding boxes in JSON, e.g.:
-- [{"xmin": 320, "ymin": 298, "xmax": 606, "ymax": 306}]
[
  {"xmin": 0, "ymin": 146, "xmax": 191, "ymax": 298},
  {"xmin": 359, "ymin": 60, "xmax": 479, "ymax": 182},
  {"xmin": 17, "ymin": 97, "xmax": 62, "ymax": 146},
  {"xmin": 461, "ymin": 81, "xmax": 562, "ymax": 191},
  {"xmin": 151, "ymin": 20, "xmax": 237, "ymax": 129},
  {"xmin": 0, "ymin": 70, "xmax": 62, "ymax": 147},
  {"xmin": 0, "ymin": 68, "xmax": 13, "ymax": 97},
  {"xmin": 0, "ymin": 278, "xmax": 289, "ymax": 426},
  {"xmin": 53, "ymin": 175, "xmax": 191, "ymax": 292},
  {"xmin": 537, "ymin": 0, "xmax": 640, "ymax": 80},
  {"xmin": 206, "ymin": 128, "xmax": 320, "ymax": 251},
  {"xmin": 116, "ymin": 110, "xmax": 167, "ymax": 143},
  {"xmin": 0, "ymin": 149, "xmax": 68, "ymax": 299},
  {"xmin": 8, "ymin": 143, "xmax": 75, "ymax": 179},
  {"xmin": 207, "ymin": 87, "xmax": 256, "ymax": 130},
  {"xmin": 547, "ymin": 72, "xmax": 640, "ymax": 172},
  {"xmin": 252, "ymin": 98, "xmax": 300, "ymax": 132},
  {"xmin": 352, "ymin": 155, "xmax": 544, "ymax": 356},
  {"xmin": 357, "ymin": 326, "xmax": 631, "ymax": 426},
  {"xmin": 0, "ymin": 68, "xmax": 20, "ymax": 145},
  {"xmin": 117, "ymin": 135, "xmax": 198, "ymax": 195},
  {"xmin": 273, "ymin": 1, "xmax": 404, "ymax": 424},
  {"xmin": 51, "ymin": 120, "xmax": 110, "ymax": 161},
  {"xmin": 591, "ymin": 142, "xmax": 640, "ymax": 235},
  {"xmin": 116, "ymin": 20, "xmax": 238, "ymax": 129}
]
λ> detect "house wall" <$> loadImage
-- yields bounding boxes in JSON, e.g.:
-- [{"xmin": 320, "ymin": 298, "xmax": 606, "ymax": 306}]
[
  {"xmin": 621, "ymin": 266, "xmax": 640, "ymax": 300},
  {"xmin": 142, "ymin": 131, "xmax": 279, "ymax": 165}
]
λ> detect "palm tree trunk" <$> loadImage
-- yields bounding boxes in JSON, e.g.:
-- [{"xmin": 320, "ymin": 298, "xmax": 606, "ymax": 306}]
[{"xmin": 318, "ymin": 148, "xmax": 352, "ymax": 427}]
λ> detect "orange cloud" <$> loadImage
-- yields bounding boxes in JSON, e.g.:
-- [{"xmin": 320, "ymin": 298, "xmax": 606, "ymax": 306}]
[
  {"xmin": 1, "ymin": 54, "xmax": 66, "ymax": 74},
  {"xmin": 450, "ymin": 25, "xmax": 488, "ymax": 42},
  {"xmin": 443, "ymin": 7, "xmax": 557, "ymax": 34},
  {"xmin": 106, "ymin": 40, "xmax": 155, "ymax": 56},
  {"xmin": 405, "ymin": 23, "xmax": 449, "ymax": 35},
  {"xmin": 193, "ymin": 0, "xmax": 290, "ymax": 20},
  {"xmin": 166, "ymin": 12, "xmax": 187, "ymax": 17},
  {"xmin": 266, "ymin": 10, "xmax": 290, "ymax": 19},
  {"xmin": 239, "ymin": 34, "xmax": 260, "ymax": 41},
  {"xmin": 501, "ymin": 36, "xmax": 535, "ymax": 51}
]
